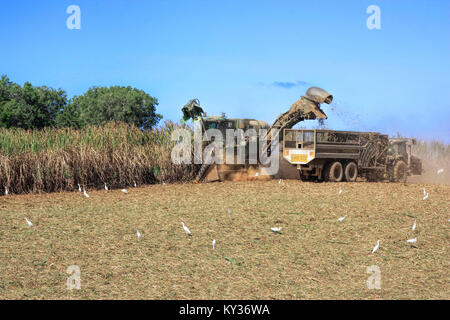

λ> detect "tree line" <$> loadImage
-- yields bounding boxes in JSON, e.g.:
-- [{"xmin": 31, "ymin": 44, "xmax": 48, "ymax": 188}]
[{"xmin": 0, "ymin": 75, "xmax": 162, "ymax": 130}]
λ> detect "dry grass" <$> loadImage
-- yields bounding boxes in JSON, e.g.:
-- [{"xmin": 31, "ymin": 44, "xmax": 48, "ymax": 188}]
[
  {"xmin": 409, "ymin": 139, "xmax": 450, "ymax": 185},
  {"xmin": 0, "ymin": 180, "xmax": 448, "ymax": 300}
]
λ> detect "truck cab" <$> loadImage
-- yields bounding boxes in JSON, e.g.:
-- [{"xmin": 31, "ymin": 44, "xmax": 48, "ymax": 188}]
[{"xmin": 387, "ymin": 138, "xmax": 423, "ymax": 177}]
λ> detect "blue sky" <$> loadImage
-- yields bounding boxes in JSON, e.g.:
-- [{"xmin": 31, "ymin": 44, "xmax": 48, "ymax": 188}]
[{"xmin": 0, "ymin": 0, "xmax": 449, "ymax": 142}]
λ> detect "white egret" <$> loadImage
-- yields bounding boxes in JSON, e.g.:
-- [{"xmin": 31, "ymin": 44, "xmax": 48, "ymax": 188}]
[
  {"xmin": 407, "ymin": 238, "xmax": 417, "ymax": 244},
  {"xmin": 104, "ymin": 183, "xmax": 108, "ymax": 191},
  {"xmin": 181, "ymin": 222, "xmax": 192, "ymax": 235},
  {"xmin": 412, "ymin": 220, "xmax": 417, "ymax": 231},
  {"xmin": 437, "ymin": 168, "xmax": 444, "ymax": 174},
  {"xmin": 25, "ymin": 218, "xmax": 33, "ymax": 228},
  {"xmin": 133, "ymin": 181, "xmax": 137, "ymax": 187},
  {"xmin": 212, "ymin": 239, "xmax": 216, "ymax": 249},
  {"xmin": 271, "ymin": 227, "xmax": 282, "ymax": 233},
  {"xmin": 83, "ymin": 188, "xmax": 89, "ymax": 198},
  {"xmin": 338, "ymin": 215, "xmax": 347, "ymax": 222},
  {"xmin": 338, "ymin": 187, "xmax": 342, "ymax": 195},
  {"xmin": 371, "ymin": 240, "xmax": 380, "ymax": 254},
  {"xmin": 4, "ymin": 187, "xmax": 8, "ymax": 196},
  {"xmin": 227, "ymin": 208, "xmax": 232, "ymax": 215},
  {"xmin": 78, "ymin": 184, "xmax": 82, "ymax": 192},
  {"xmin": 136, "ymin": 228, "xmax": 142, "ymax": 239},
  {"xmin": 423, "ymin": 193, "xmax": 429, "ymax": 201},
  {"xmin": 121, "ymin": 189, "xmax": 128, "ymax": 194}
]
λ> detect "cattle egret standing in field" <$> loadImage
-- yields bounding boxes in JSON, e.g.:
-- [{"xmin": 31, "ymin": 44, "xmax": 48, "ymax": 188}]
[
  {"xmin": 422, "ymin": 188, "xmax": 429, "ymax": 200},
  {"xmin": 121, "ymin": 189, "xmax": 128, "ymax": 194},
  {"xmin": 4, "ymin": 187, "xmax": 8, "ymax": 196},
  {"xmin": 136, "ymin": 228, "xmax": 142, "ymax": 239},
  {"xmin": 407, "ymin": 238, "xmax": 417, "ymax": 244},
  {"xmin": 338, "ymin": 187, "xmax": 342, "ymax": 195},
  {"xmin": 162, "ymin": 181, "xmax": 166, "ymax": 185},
  {"xmin": 255, "ymin": 172, "xmax": 259, "ymax": 177},
  {"xmin": 78, "ymin": 184, "xmax": 82, "ymax": 192},
  {"xmin": 271, "ymin": 227, "xmax": 282, "ymax": 233},
  {"xmin": 83, "ymin": 188, "xmax": 89, "ymax": 198},
  {"xmin": 133, "ymin": 181, "xmax": 137, "ymax": 188},
  {"xmin": 372, "ymin": 240, "xmax": 380, "ymax": 254},
  {"xmin": 212, "ymin": 239, "xmax": 216, "ymax": 249},
  {"xmin": 25, "ymin": 218, "xmax": 33, "ymax": 227},
  {"xmin": 181, "ymin": 222, "xmax": 192, "ymax": 235},
  {"xmin": 227, "ymin": 208, "xmax": 232, "ymax": 215},
  {"xmin": 279, "ymin": 179, "xmax": 282, "ymax": 184},
  {"xmin": 338, "ymin": 215, "xmax": 347, "ymax": 222},
  {"xmin": 437, "ymin": 168, "xmax": 444, "ymax": 174},
  {"xmin": 104, "ymin": 183, "xmax": 108, "ymax": 191},
  {"xmin": 412, "ymin": 220, "xmax": 417, "ymax": 231}
]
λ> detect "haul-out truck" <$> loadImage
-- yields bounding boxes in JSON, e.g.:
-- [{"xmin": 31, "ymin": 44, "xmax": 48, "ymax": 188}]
[{"xmin": 282, "ymin": 129, "xmax": 422, "ymax": 182}]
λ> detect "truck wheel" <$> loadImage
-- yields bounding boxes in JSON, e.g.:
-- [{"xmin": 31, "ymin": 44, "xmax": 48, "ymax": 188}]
[
  {"xmin": 393, "ymin": 160, "xmax": 407, "ymax": 183},
  {"xmin": 327, "ymin": 161, "xmax": 343, "ymax": 182},
  {"xmin": 344, "ymin": 162, "xmax": 358, "ymax": 182}
]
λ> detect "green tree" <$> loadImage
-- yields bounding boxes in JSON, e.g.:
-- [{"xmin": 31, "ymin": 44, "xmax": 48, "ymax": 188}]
[
  {"xmin": 0, "ymin": 75, "xmax": 19, "ymax": 126},
  {"xmin": 0, "ymin": 75, "xmax": 67, "ymax": 129},
  {"xmin": 54, "ymin": 101, "xmax": 82, "ymax": 128},
  {"xmin": 57, "ymin": 86, "xmax": 161, "ymax": 129}
]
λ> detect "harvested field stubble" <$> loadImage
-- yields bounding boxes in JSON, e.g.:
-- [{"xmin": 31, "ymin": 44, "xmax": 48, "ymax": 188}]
[{"xmin": 0, "ymin": 181, "xmax": 448, "ymax": 299}]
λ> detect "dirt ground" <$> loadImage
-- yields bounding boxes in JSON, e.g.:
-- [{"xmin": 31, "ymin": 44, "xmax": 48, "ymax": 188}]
[{"xmin": 0, "ymin": 180, "xmax": 448, "ymax": 299}]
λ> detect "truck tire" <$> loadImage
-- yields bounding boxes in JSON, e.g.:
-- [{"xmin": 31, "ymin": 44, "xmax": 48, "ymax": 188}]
[
  {"xmin": 344, "ymin": 162, "xmax": 358, "ymax": 182},
  {"xmin": 393, "ymin": 160, "xmax": 407, "ymax": 183},
  {"xmin": 326, "ymin": 161, "xmax": 343, "ymax": 182}
]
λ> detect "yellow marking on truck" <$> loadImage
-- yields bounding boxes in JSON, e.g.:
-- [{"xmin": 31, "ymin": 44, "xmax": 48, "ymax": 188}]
[{"xmin": 291, "ymin": 154, "xmax": 308, "ymax": 162}]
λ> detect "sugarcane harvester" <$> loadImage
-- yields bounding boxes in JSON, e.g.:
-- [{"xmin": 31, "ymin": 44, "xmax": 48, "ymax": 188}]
[{"xmin": 181, "ymin": 87, "xmax": 334, "ymax": 182}]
